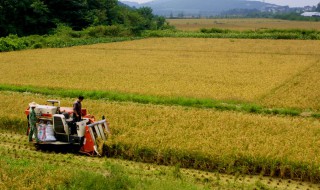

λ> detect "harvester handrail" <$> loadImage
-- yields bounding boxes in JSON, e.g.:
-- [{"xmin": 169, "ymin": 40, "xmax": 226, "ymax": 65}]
[
  {"xmin": 87, "ymin": 119, "xmax": 106, "ymax": 128},
  {"xmin": 47, "ymin": 100, "xmax": 60, "ymax": 107}
]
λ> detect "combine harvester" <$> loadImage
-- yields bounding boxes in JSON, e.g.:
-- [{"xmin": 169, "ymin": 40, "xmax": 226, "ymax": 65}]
[{"xmin": 25, "ymin": 100, "xmax": 111, "ymax": 156}]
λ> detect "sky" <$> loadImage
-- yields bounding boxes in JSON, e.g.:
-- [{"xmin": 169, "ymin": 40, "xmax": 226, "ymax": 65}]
[{"xmin": 126, "ymin": 0, "xmax": 319, "ymax": 7}]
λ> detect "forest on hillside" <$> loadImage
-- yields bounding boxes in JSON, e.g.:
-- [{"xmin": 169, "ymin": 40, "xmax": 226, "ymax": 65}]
[{"xmin": 0, "ymin": 0, "xmax": 167, "ymax": 37}]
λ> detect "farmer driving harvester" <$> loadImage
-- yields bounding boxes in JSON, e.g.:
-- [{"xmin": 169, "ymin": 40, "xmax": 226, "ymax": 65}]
[
  {"xmin": 72, "ymin": 96, "xmax": 84, "ymax": 134},
  {"xmin": 73, "ymin": 96, "xmax": 84, "ymax": 122}
]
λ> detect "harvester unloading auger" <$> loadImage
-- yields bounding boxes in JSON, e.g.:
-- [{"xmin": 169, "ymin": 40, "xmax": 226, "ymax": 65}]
[{"xmin": 25, "ymin": 100, "xmax": 111, "ymax": 156}]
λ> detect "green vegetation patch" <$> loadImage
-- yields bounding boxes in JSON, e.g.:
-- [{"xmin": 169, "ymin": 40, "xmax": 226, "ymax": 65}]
[
  {"xmin": 0, "ymin": 31, "xmax": 141, "ymax": 52},
  {"xmin": 0, "ymin": 84, "xmax": 318, "ymax": 119},
  {"xmin": 144, "ymin": 28, "xmax": 320, "ymax": 40}
]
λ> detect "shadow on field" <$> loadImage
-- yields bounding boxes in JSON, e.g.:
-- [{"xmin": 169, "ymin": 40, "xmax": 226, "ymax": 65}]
[{"xmin": 34, "ymin": 143, "xmax": 82, "ymax": 154}]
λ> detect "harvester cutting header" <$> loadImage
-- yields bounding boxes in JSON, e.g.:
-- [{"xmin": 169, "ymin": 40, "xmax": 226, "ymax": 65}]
[{"xmin": 25, "ymin": 98, "xmax": 111, "ymax": 156}]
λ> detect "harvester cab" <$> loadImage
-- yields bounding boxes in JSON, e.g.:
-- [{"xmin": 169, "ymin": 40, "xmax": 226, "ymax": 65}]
[{"xmin": 25, "ymin": 100, "xmax": 111, "ymax": 156}]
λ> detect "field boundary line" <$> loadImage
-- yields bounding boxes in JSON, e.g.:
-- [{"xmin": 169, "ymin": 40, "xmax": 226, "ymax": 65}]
[
  {"xmin": 0, "ymin": 84, "xmax": 319, "ymax": 118},
  {"xmin": 257, "ymin": 60, "xmax": 319, "ymax": 104},
  {"xmin": 143, "ymin": 29, "xmax": 320, "ymax": 40},
  {"xmin": 85, "ymin": 46, "xmax": 320, "ymax": 56}
]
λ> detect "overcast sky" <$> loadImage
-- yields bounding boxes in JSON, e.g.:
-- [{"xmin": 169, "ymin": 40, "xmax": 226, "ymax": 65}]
[{"xmin": 126, "ymin": 0, "xmax": 319, "ymax": 7}]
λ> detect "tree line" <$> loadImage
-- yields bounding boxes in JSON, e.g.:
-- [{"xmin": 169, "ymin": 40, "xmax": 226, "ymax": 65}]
[{"xmin": 0, "ymin": 0, "xmax": 168, "ymax": 37}]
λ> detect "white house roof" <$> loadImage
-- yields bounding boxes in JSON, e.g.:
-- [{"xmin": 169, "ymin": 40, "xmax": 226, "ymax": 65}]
[{"xmin": 301, "ymin": 12, "xmax": 320, "ymax": 17}]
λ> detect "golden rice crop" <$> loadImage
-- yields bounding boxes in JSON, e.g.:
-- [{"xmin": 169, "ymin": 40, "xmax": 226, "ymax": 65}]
[
  {"xmin": 167, "ymin": 18, "xmax": 320, "ymax": 31},
  {"xmin": 0, "ymin": 38, "xmax": 319, "ymax": 107},
  {"xmin": 263, "ymin": 60, "xmax": 320, "ymax": 109},
  {"xmin": 2, "ymin": 92, "xmax": 320, "ymax": 168},
  {"xmin": 259, "ymin": 60, "xmax": 320, "ymax": 110}
]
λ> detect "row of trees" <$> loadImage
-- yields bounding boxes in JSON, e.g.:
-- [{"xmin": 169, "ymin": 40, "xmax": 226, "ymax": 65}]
[{"xmin": 0, "ymin": 0, "xmax": 167, "ymax": 37}]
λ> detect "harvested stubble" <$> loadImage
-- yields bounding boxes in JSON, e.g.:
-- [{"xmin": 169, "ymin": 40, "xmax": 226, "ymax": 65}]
[
  {"xmin": 1, "ymin": 92, "xmax": 320, "ymax": 181},
  {"xmin": 0, "ymin": 38, "xmax": 319, "ymax": 110},
  {"xmin": 167, "ymin": 18, "xmax": 320, "ymax": 31},
  {"xmin": 3, "ymin": 132, "xmax": 315, "ymax": 190}
]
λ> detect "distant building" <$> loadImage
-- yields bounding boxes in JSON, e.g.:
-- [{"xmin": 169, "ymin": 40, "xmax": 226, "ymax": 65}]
[
  {"xmin": 261, "ymin": 5, "xmax": 290, "ymax": 13},
  {"xmin": 303, "ymin": 6, "xmax": 315, "ymax": 12},
  {"xmin": 301, "ymin": 12, "xmax": 320, "ymax": 17}
]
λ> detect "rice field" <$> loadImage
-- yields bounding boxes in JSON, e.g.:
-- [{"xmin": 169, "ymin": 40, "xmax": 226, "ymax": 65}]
[
  {"xmin": 167, "ymin": 18, "xmax": 320, "ymax": 31},
  {"xmin": 2, "ymin": 91, "xmax": 320, "ymax": 181},
  {"xmin": 259, "ymin": 61, "xmax": 320, "ymax": 110},
  {"xmin": 2, "ymin": 36, "xmax": 320, "ymax": 186},
  {"xmin": 0, "ymin": 38, "xmax": 319, "ymax": 110}
]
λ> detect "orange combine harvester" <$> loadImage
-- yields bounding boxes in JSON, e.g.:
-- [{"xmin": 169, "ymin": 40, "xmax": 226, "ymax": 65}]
[{"xmin": 25, "ymin": 100, "xmax": 111, "ymax": 156}]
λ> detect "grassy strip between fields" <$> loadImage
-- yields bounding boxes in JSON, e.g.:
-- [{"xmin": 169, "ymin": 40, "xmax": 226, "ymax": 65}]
[
  {"xmin": 143, "ymin": 29, "xmax": 320, "ymax": 40},
  {"xmin": 1, "ymin": 84, "xmax": 319, "ymax": 118}
]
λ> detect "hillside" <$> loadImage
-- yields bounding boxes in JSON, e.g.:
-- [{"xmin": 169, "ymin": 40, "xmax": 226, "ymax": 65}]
[
  {"xmin": 121, "ymin": 0, "xmax": 274, "ymax": 16},
  {"xmin": 121, "ymin": 1, "xmax": 140, "ymax": 7}
]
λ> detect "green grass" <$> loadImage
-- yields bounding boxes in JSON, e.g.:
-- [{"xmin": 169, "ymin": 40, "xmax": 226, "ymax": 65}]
[
  {"xmin": 0, "ymin": 147, "xmax": 201, "ymax": 190},
  {"xmin": 0, "ymin": 84, "xmax": 318, "ymax": 119},
  {"xmin": 0, "ymin": 35, "xmax": 140, "ymax": 52},
  {"xmin": 143, "ymin": 28, "xmax": 320, "ymax": 40}
]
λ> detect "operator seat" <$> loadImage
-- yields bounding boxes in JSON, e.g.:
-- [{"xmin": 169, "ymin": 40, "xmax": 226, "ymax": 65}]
[{"xmin": 53, "ymin": 114, "xmax": 70, "ymax": 135}]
